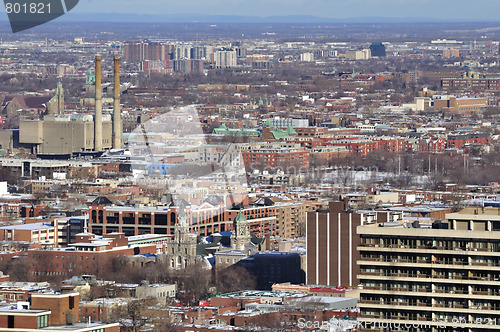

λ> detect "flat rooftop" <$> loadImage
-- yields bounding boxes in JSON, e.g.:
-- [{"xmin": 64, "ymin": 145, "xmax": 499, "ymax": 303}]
[
  {"xmin": 0, "ymin": 223, "xmax": 53, "ymax": 231},
  {"xmin": 215, "ymin": 290, "xmax": 308, "ymax": 299},
  {"xmin": 40, "ymin": 322, "xmax": 118, "ymax": 330}
]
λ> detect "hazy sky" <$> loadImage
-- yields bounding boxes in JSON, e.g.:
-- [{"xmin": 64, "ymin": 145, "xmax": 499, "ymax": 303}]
[{"xmin": 76, "ymin": 0, "xmax": 500, "ymax": 20}]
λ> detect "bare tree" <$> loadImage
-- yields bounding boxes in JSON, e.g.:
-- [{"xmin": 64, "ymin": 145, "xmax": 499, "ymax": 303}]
[
  {"xmin": 111, "ymin": 299, "xmax": 156, "ymax": 332},
  {"xmin": 215, "ymin": 266, "xmax": 257, "ymax": 294}
]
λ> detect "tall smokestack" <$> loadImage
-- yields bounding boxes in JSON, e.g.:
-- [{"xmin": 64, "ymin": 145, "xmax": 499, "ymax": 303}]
[
  {"xmin": 113, "ymin": 56, "xmax": 122, "ymax": 149},
  {"xmin": 94, "ymin": 55, "xmax": 103, "ymax": 151}
]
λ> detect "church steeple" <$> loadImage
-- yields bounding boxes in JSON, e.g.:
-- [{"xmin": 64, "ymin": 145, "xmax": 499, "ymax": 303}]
[{"xmin": 232, "ymin": 210, "xmax": 250, "ymax": 250}]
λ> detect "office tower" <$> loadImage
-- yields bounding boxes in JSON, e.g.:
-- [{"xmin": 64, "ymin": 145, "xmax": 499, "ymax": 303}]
[{"xmin": 370, "ymin": 42, "xmax": 386, "ymax": 57}]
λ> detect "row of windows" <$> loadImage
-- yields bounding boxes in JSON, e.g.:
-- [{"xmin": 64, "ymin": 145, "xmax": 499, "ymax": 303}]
[{"xmin": 32, "ymin": 254, "xmax": 96, "ymax": 261}]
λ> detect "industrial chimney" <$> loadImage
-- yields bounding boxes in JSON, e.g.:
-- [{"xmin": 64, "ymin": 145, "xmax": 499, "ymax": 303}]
[
  {"xmin": 113, "ymin": 56, "xmax": 122, "ymax": 149},
  {"xmin": 94, "ymin": 55, "xmax": 103, "ymax": 151}
]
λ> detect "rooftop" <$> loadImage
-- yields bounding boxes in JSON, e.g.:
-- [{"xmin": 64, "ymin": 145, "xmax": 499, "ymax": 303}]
[{"xmin": 0, "ymin": 222, "xmax": 53, "ymax": 231}]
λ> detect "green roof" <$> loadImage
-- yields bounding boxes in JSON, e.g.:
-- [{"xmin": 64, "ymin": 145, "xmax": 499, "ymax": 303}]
[
  {"xmin": 213, "ymin": 127, "xmax": 260, "ymax": 136},
  {"xmin": 286, "ymin": 126, "xmax": 297, "ymax": 135},
  {"xmin": 234, "ymin": 211, "xmax": 247, "ymax": 222},
  {"xmin": 270, "ymin": 130, "xmax": 290, "ymax": 139}
]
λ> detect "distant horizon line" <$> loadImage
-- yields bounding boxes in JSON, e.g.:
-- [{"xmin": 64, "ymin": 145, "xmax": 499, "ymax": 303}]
[{"xmin": 50, "ymin": 13, "xmax": 500, "ymax": 24}]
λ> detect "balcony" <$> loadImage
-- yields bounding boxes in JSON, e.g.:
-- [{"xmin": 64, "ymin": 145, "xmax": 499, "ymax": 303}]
[
  {"xmin": 361, "ymin": 257, "xmax": 380, "ymax": 262},
  {"xmin": 360, "ymin": 314, "xmax": 382, "ymax": 319},
  {"xmin": 390, "ymin": 301, "xmax": 409, "ymax": 306},
  {"xmin": 471, "ymin": 262, "xmax": 489, "ymax": 266},
  {"xmin": 472, "ymin": 291, "xmax": 489, "ymax": 295},
  {"xmin": 417, "ymin": 303, "xmax": 431, "ymax": 307}
]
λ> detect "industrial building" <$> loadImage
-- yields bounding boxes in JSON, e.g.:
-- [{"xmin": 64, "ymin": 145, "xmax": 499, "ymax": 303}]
[{"xmin": 15, "ymin": 56, "xmax": 123, "ymax": 156}]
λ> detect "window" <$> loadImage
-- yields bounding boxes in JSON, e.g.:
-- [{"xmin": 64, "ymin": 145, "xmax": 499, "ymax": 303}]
[{"xmin": 37, "ymin": 315, "xmax": 48, "ymax": 328}]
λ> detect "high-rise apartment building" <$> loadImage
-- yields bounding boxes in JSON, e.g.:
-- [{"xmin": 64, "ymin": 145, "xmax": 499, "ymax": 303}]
[
  {"xmin": 124, "ymin": 41, "xmax": 169, "ymax": 62},
  {"xmin": 215, "ymin": 48, "xmax": 237, "ymax": 68},
  {"xmin": 358, "ymin": 207, "xmax": 500, "ymax": 331},
  {"xmin": 306, "ymin": 201, "xmax": 362, "ymax": 287},
  {"xmin": 174, "ymin": 44, "xmax": 193, "ymax": 60}
]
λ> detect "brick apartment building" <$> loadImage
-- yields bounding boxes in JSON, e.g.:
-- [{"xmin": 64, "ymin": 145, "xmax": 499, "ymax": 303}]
[
  {"xmin": 446, "ymin": 133, "xmax": 490, "ymax": 149},
  {"xmin": 124, "ymin": 41, "xmax": 170, "ymax": 62},
  {"xmin": 241, "ymin": 143, "xmax": 310, "ymax": 170},
  {"xmin": 0, "ymin": 292, "xmax": 119, "ymax": 331},
  {"xmin": 442, "ymin": 77, "xmax": 500, "ymax": 91},
  {"xmin": 28, "ymin": 233, "xmax": 157, "ymax": 277},
  {"xmin": 329, "ymin": 137, "xmax": 406, "ymax": 156},
  {"xmin": 89, "ymin": 200, "xmax": 276, "ymax": 238}
]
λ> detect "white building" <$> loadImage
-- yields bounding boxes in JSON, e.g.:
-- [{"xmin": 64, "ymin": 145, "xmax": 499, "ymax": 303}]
[
  {"xmin": 300, "ymin": 52, "xmax": 314, "ymax": 62},
  {"xmin": 136, "ymin": 283, "xmax": 176, "ymax": 305},
  {"xmin": 215, "ymin": 49, "xmax": 237, "ymax": 68}
]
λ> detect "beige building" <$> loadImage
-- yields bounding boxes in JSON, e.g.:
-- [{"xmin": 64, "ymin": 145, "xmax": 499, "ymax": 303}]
[
  {"xmin": 358, "ymin": 207, "xmax": 500, "ymax": 331},
  {"xmin": 274, "ymin": 202, "xmax": 312, "ymax": 238},
  {"xmin": 431, "ymin": 95, "xmax": 488, "ymax": 114},
  {"xmin": 19, "ymin": 114, "xmax": 112, "ymax": 154},
  {"xmin": 345, "ymin": 49, "xmax": 371, "ymax": 60},
  {"xmin": 136, "ymin": 283, "xmax": 176, "ymax": 305}
]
